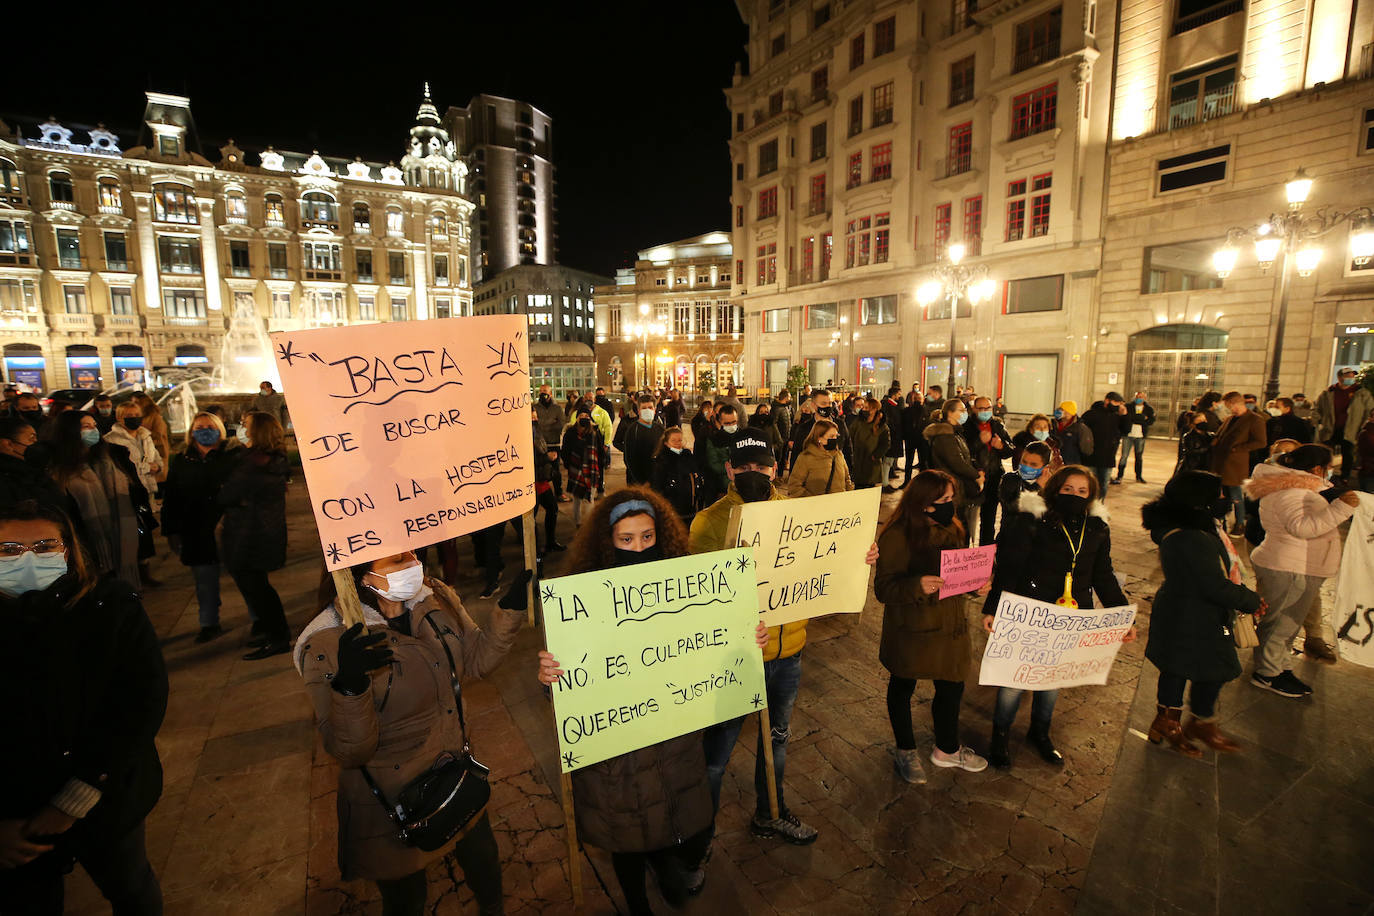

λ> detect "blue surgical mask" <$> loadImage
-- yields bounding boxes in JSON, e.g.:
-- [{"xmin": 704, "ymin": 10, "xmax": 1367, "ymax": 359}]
[
  {"xmin": 1133, "ymin": 398, "xmax": 1143, "ymax": 405},
  {"xmin": 1018, "ymin": 463, "xmax": 1044, "ymax": 481},
  {"xmin": 80, "ymin": 428, "xmax": 101, "ymax": 448},
  {"xmin": 1053, "ymin": 408, "xmax": 1064, "ymax": 419},
  {"xmin": 1340, "ymin": 377, "xmax": 1356, "ymax": 387},
  {"xmin": 1032, "ymin": 429, "xmax": 1050, "ymax": 441},
  {"xmin": 0, "ymin": 551, "xmax": 69, "ymax": 597},
  {"xmin": 976, "ymin": 410, "xmax": 993, "ymax": 422},
  {"xmin": 192, "ymin": 428, "xmax": 221, "ymax": 446}
]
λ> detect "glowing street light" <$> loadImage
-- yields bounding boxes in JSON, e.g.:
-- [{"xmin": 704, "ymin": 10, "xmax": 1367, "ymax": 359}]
[{"xmin": 915, "ymin": 242, "xmax": 994, "ymax": 394}]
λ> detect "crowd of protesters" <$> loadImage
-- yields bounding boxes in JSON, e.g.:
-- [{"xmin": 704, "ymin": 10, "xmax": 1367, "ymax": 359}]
[{"xmin": 0, "ymin": 363, "xmax": 1368, "ymax": 915}]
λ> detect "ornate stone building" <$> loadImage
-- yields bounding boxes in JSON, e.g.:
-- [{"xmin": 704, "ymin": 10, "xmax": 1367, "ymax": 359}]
[{"xmin": 0, "ymin": 88, "xmax": 472, "ymax": 391}]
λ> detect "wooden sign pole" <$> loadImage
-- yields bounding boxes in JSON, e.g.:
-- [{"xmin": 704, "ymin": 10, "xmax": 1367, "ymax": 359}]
[
  {"xmin": 725, "ymin": 505, "xmax": 780, "ymax": 821},
  {"xmin": 559, "ymin": 771, "xmax": 584, "ymax": 908},
  {"xmin": 521, "ymin": 509, "xmax": 538, "ymax": 628}
]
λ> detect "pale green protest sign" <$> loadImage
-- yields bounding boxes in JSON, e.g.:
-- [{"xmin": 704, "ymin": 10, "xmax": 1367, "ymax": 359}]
[{"xmin": 541, "ymin": 548, "xmax": 766, "ymax": 772}]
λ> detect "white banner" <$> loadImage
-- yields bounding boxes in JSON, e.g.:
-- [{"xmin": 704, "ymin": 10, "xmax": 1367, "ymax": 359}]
[
  {"xmin": 1334, "ymin": 492, "xmax": 1374, "ymax": 668},
  {"xmin": 978, "ymin": 592, "xmax": 1136, "ymax": 690}
]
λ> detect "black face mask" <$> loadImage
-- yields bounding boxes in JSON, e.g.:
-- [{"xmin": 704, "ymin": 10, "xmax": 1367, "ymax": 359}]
[
  {"xmin": 1056, "ymin": 493, "xmax": 1089, "ymax": 517},
  {"xmin": 19, "ymin": 409, "xmax": 42, "ymax": 423},
  {"xmin": 755, "ymin": 413, "xmax": 772, "ymax": 424},
  {"xmin": 578, "ymin": 418, "xmax": 591, "ymax": 430},
  {"xmin": 538, "ymin": 394, "xmax": 552, "ymax": 405},
  {"xmin": 614, "ymin": 543, "xmax": 662, "ymax": 567},
  {"xmin": 816, "ymin": 406, "xmax": 833, "ymax": 418},
  {"xmin": 1210, "ymin": 496, "xmax": 1232, "ymax": 519},
  {"xmin": 734, "ymin": 470, "xmax": 774, "ymax": 502},
  {"xmin": 122, "ymin": 416, "xmax": 143, "ymax": 431},
  {"xmin": 927, "ymin": 502, "xmax": 956, "ymax": 526},
  {"xmin": 823, "ymin": 438, "xmax": 840, "ymax": 451},
  {"xmin": 23, "ymin": 441, "xmax": 50, "ymax": 470}
]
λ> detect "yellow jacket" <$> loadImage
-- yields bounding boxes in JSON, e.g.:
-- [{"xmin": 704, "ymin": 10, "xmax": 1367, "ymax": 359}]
[{"xmin": 688, "ymin": 484, "xmax": 807, "ymax": 660}]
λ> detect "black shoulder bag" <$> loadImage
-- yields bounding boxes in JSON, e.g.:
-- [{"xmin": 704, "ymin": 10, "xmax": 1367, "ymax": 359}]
[{"xmin": 358, "ymin": 613, "xmax": 491, "ymax": 851}]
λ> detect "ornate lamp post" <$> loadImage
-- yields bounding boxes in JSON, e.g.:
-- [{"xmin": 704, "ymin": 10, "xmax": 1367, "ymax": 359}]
[
  {"xmin": 1212, "ymin": 167, "xmax": 1374, "ymax": 401},
  {"xmin": 915, "ymin": 242, "xmax": 997, "ymax": 394},
  {"xmin": 628, "ymin": 315, "xmax": 666, "ymax": 392}
]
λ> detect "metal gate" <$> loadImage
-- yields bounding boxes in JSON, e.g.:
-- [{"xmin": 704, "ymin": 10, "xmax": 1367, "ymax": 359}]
[{"xmin": 1127, "ymin": 325, "xmax": 1229, "ymax": 437}]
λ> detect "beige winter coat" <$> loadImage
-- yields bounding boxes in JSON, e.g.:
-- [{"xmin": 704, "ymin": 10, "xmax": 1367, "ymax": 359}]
[
  {"xmin": 785, "ymin": 444, "xmax": 854, "ymax": 497},
  {"xmin": 1244, "ymin": 463, "xmax": 1354, "ymax": 578},
  {"xmin": 297, "ymin": 579, "xmax": 524, "ymax": 881}
]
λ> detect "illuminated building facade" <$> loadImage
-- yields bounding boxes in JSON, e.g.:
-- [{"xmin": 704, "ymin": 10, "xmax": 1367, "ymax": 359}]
[
  {"xmin": 596, "ymin": 232, "xmax": 743, "ymax": 395},
  {"xmin": 471, "ymin": 262, "xmax": 608, "ymax": 347},
  {"xmin": 0, "ymin": 88, "xmax": 472, "ymax": 391}
]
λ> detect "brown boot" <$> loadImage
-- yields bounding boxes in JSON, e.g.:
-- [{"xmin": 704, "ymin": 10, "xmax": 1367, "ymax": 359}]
[
  {"xmin": 1303, "ymin": 637, "xmax": 1337, "ymax": 664},
  {"xmin": 1147, "ymin": 705, "xmax": 1202, "ymax": 758},
  {"xmin": 1183, "ymin": 716, "xmax": 1241, "ymax": 752}
]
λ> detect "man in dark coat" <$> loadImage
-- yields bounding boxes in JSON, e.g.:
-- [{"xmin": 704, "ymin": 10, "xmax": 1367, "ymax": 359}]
[
  {"xmin": 1266, "ymin": 397, "xmax": 1314, "ymax": 446},
  {"xmin": 0, "ymin": 417, "xmax": 62, "ymax": 509},
  {"xmin": 901, "ymin": 394, "xmax": 926, "ymax": 485},
  {"xmin": 534, "ymin": 384, "xmax": 568, "ymax": 500},
  {"xmin": 787, "ymin": 389, "xmax": 852, "ymax": 471},
  {"xmin": 963, "ymin": 396, "xmax": 1014, "ymax": 545},
  {"xmin": 616, "ymin": 393, "xmax": 665, "ymax": 486},
  {"xmin": 881, "ymin": 388, "xmax": 904, "ymax": 488},
  {"xmin": 1113, "ymin": 391, "xmax": 1157, "ymax": 485},
  {"xmin": 1080, "ymin": 393, "xmax": 1129, "ymax": 497}
]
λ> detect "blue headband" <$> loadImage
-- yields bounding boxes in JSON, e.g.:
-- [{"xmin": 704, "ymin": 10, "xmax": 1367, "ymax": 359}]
[{"xmin": 608, "ymin": 499, "xmax": 656, "ymax": 527}]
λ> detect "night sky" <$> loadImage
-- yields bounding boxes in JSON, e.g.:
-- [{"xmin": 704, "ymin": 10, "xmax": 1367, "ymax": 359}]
[{"xmin": 7, "ymin": 3, "xmax": 749, "ymax": 278}]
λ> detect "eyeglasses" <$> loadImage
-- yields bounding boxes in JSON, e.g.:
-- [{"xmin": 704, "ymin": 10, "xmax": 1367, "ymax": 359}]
[{"xmin": 0, "ymin": 540, "xmax": 66, "ymax": 557}]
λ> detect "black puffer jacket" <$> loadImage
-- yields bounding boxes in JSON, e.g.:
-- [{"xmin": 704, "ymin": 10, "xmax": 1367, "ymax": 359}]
[
  {"xmin": 571, "ymin": 731, "xmax": 713, "ymax": 853},
  {"xmin": 161, "ymin": 442, "xmax": 235, "ymax": 566},
  {"xmin": 651, "ymin": 445, "xmax": 698, "ymax": 522},
  {"xmin": 2, "ymin": 575, "xmax": 167, "ymax": 842},
  {"xmin": 218, "ymin": 446, "xmax": 289, "ymax": 571},
  {"xmin": 982, "ymin": 491, "xmax": 1127, "ymax": 615}
]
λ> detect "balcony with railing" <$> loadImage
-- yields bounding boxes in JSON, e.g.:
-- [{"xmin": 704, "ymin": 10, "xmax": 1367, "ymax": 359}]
[
  {"xmin": 938, "ymin": 151, "xmax": 975, "ymax": 179},
  {"xmin": 99, "ymin": 314, "xmax": 140, "ymax": 331},
  {"xmin": 50, "ymin": 199, "xmax": 77, "ymax": 211},
  {"xmin": 808, "ymin": 195, "xmax": 829, "ymax": 217},
  {"xmin": 266, "ymin": 214, "xmax": 286, "ymax": 228},
  {"xmin": 57, "ymin": 255, "xmax": 84, "ymax": 270},
  {"xmin": 1160, "ymin": 81, "xmax": 1238, "ymax": 131},
  {"xmin": 0, "ymin": 310, "xmax": 43, "ymax": 330},
  {"xmin": 105, "ymin": 260, "xmax": 129, "ymax": 272},
  {"xmin": 230, "ymin": 266, "xmax": 252, "ymax": 278},
  {"xmin": 55, "ymin": 313, "xmax": 94, "ymax": 330},
  {"xmin": 1012, "ymin": 36, "xmax": 1061, "ymax": 73},
  {"xmin": 269, "ymin": 267, "xmax": 289, "ymax": 279},
  {"xmin": 304, "ymin": 268, "xmax": 343, "ymax": 282},
  {"xmin": 99, "ymin": 204, "xmax": 123, "ymax": 216}
]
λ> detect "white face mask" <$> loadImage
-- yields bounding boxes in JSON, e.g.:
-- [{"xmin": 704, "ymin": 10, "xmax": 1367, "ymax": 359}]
[
  {"xmin": 668, "ymin": 446, "xmax": 683, "ymax": 454},
  {"xmin": 722, "ymin": 423, "xmax": 738, "ymax": 434},
  {"xmin": 639, "ymin": 408, "xmax": 655, "ymax": 422},
  {"xmin": 369, "ymin": 563, "xmax": 424, "ymax": 602},
  {"xmin": 1267, "ymin": 406, "xmax": 1283, "ymax": 416}
]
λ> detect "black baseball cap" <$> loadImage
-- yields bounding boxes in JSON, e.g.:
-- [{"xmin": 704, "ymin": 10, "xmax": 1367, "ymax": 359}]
[{"xmin": 729, "ymin": 431, "xmax": 776, "ymax": 467}]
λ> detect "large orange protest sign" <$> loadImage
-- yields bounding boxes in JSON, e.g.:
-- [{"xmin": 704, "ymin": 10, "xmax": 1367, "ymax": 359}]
[{"xmin": 270, "ymin": 315, "xmax": 536, "ymax": 571}]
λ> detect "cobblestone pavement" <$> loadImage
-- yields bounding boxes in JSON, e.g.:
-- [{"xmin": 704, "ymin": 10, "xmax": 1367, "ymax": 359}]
[{"xmin": 63, "ymin": 445, "xmax": 1372, "ymax": 914}]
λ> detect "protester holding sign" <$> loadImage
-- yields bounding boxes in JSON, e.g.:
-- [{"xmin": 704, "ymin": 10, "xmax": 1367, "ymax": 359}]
[
  {"xmin": 537, "ymin": 488, "xmax": 767, "ymax": 913},
  {"xmin": 784, "ymin": 420, "xmax": 854, "ymax": 497},
  {"xmin": 876, "ymin": 470, "xmax": 989, "ymax": 784},
  {"xmin": 1141, "ymin": 471, "xmax": 1264, "ymax": 756},
  {"xmin": 981, "ymin": 465, "xmax": 1133, "ymax": 769},
  {"xmin": 297, "ymin": 552, "xmax": 526, "ymax": 915}
]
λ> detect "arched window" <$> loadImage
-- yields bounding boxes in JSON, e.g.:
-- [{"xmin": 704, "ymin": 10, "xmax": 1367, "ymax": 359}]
[
  {"xmin": 352, "ymin": 203, "xmax": 370, "ymax": 232},
  {"xmin": 431, "ymin": 213, "xmax": 447, "ymax": 237},
  {"xmin": 301, "ymin": 191, "xmax": 338, "ymax": 227},
  {"xmin": 48, "ymin": 171, "xmax": 74, "ymax": 209},
  {"xmin": 385, "ymin": 207, "xmax": 404, "ymax": 237},
  {"xmin": 225, "ymin": 190, "xmax": 247, "ymax": 224},
  {"xmin": 264, "ymin": 193, "xmax": 285, "ymax": 227},
  {"xmin": 152, "ymin": 182, "xmax": 197, "ymax": 223},
  {"xmin": 1, "ymin": 158, "xmax": 22, "ymax": 199},
  {"xmin": 97, "ymin": 177, "xmax": 122, "ymax": 214}
]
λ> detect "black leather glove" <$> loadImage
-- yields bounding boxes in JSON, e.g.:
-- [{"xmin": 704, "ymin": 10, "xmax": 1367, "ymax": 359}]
[
  {"xmin": 1321, "ymin": 485, "xmax": 1353, "ymax": 504},
  {"xmin": 498, "ymin": 569, "xmax": 535, "ymax": 612},
  {"xmin": 332, "ymin": 623, "xmax": 393, "ymax": 695}
]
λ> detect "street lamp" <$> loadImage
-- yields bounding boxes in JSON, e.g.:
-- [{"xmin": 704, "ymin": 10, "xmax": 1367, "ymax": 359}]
[
  {"xmin": 1213, "ymin": 167, "xmax": 1373, "ymax": 400},
  {"xmin": 628, "ymin": 320, "xmax": 665, "ymax": 390},
  {"xmin": 916, "ymin": 242, "xmax": 996, "ymax": 394}
]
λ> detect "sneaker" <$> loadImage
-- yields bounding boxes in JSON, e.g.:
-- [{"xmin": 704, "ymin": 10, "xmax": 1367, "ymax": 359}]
[
  {"xmin": 1136, "ymin": 477, "xmax": 1148, "ymax": 484},
  {"xmin": 930, "ymin": 746, "xmax": 988, "ymax": 773},
  {"xmin": 1276, "ymin": 670, "xmax": 1313, "ymax": 695},
  {"xmin": 684, "ymin": 866, "xmax": 707, "ymax": 897},
  {"xmin": 892, "ymin": 746, "xmax": 927, "ymax": 784},
  {"xmin": 1251, "ymin": 672, "xmax": 1304, "ymax": 698},
  {"xmin": 194, "ymin": 624, "xmax": 224, "ymax": 644},
  {"xmin": 750, "ymin": 811, "xmax": 819, "ymax": 845},
  {"xmin": 1110, "ymin": 477, "xmax": 1123, "ymax": 485}
]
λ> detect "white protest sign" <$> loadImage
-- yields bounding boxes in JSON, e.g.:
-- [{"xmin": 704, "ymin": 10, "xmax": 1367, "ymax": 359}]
[
  {"xmin": 727, "ymin": 488, "xmax": 881, "ymax": 628},
  {"xmin": 1334, "ymin": 492, "xmax": 1374, "ymax": 668},
  {"xmin": 979, "ymin": 592, "xmax": 1136, "ymax": 689}
]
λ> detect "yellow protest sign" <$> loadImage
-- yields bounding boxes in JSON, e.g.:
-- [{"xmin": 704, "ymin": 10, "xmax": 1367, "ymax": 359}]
[
  {"xmin": 728, "ymin": 488, "xmax": 881, "ymax": 628},
  {"xmin": 270, "ymin": 316, "xmax": 535, "ymax": 571},
  {"xmin": 541, "ymin": 549, "xmax": 766, "ymax": 772}
]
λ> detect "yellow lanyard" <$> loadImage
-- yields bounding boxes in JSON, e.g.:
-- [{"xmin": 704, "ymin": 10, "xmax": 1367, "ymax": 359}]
[{"xmin": 1056, "ymin": 521, "xmax": 1086, "ymax": 608}]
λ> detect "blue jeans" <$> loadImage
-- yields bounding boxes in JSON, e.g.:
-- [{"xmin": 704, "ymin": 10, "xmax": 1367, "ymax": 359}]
[
  {"xmin": 704, "ymin": 652, "xmax": 801, "ymax": 818},
  {"xmin": 192, "ymin": 563, "xmax": 221, "ymax": 628},
  {"xmin": 1116, "ymin": 436, "xmax": 1147, "ymax": 478},
  {"xmin": 993, "ymin": 687, "xmax": 1058, "ymax": 731},
  {"xmin": 1225, "ymin": 484, "xmax": 1246, "ymax": 528},
  {"xmin": 1092, "ymin": 466, "xmax": 1112, "ymax": 497}
]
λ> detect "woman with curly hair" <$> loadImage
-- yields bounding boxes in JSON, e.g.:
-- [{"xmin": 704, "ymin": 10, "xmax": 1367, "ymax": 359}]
[{"xmin": 537, "ymin": 487, "xmax": 765, "ymax": 914}]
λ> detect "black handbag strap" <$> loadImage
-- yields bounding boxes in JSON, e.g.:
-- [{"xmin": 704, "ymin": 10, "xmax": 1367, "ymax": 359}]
[
  {"xmin": 825, "ymin": 454, "xmax": 837, "ymax": 493},
  {"xmin": 358, "ymin": 610, "xmax": 469, "ymax": 822}
]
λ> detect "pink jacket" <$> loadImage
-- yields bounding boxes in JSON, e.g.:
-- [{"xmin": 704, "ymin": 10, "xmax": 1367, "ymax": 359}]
[{"xmin": 1243, "ymin": 463, "xmax": 1354, "ymax": 577}]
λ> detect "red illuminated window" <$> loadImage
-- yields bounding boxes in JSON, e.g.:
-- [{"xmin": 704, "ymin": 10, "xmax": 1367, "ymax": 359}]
[
  {"xmin": 1006, "ymin": 178, "xmax": 1028, "ymax": 241},
  {"xmin": 802, "ymin": 236, "xmax": 815, "ymax": 283},
  {"xmin": 847, "ymin": 151, "xmax": 863, "ymax": 189},
  {"xmin": 947, "ymin": 122, "xmax": 972, "ymax": 175},
  {"xmin": 871, "ymin": 142, "xmax": 892, "ymax": 181},
  {"xmin": 810, "ymin": 174, "xmax": 826, "ymax": 214},
  {"xmin": 962, "ymin": 195, "xmax": 982, "ymax": 253},
  {"xmin": 757, "ymin": 186, "xmax": 778, "ymax": 219},
  {"xmin": 821, "ymin": 232, "xmax": 832, "ymax": 279},
  {"xmin": 1030, "ymin": 173, "xmax": 1052, "ymax": 236},
  {"xmin": 934, "ymin": 203, "xmax": 952, "ymax": 250},
  {"xmin": 1010, "ymin": 83, "xmax": 1058, "ymax": 140},
  {"xmin": 874, "ymin": 212, "xmax": 890, "ymax": 263},
  {"xmin": 850, "ymin": 32, "xmax": 865, "ymax": 69}
]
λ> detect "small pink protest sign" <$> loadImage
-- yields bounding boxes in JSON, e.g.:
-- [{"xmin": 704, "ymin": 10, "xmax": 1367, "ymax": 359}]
[{"xmin": 939, "ymin": 545, "xmax": 997, "ymax": 599}]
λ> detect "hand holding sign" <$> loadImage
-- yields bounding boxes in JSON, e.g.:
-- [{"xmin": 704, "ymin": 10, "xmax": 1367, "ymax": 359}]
[
  {"xmin": 979, "ymin": 592, "xmax": 1137, "ymax": 689},
  {"xmin": 938, "ymin": 545, "xmax": 997, "ymax": 599}
]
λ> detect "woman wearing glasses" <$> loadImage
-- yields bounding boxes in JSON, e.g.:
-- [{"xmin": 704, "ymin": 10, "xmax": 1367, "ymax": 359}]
[{"xmin": 0, "ymin": 499, "xmax": 168, "ymax": 912}]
